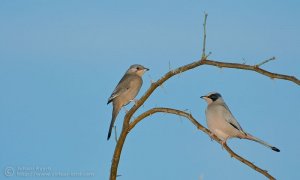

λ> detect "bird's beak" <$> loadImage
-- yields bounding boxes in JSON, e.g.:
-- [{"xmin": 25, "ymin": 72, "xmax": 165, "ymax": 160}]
[
  {"xmin": 200, "ymin": 96, "xmax": 206, "ymax": 99},
  {"xmin": 144, "ymin": 67, "xmax": 150, "ymax": 71}
]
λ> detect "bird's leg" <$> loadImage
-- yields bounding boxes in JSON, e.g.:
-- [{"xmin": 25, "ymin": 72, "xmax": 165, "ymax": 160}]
[
  {"xmin": 122, "ymin": 106, "xmax": 137, "ymax": 123},
  {"xmin": 129, "ymin": 99, "xmax": 138, "ymax": 106},
  {"xmin": 208, "ymin": 131, "xmax": 216, "ymax": 141},
  {"xmin": 122, "ymin": 107, "xmax": 129, "ymax": 113},
  {"xmin": 130, "ymin": 98, "xmax": 145, "ymax": 108},
  {"xmin": 221, "ymin": 137, "xmax": 228, "ymax": 150}
]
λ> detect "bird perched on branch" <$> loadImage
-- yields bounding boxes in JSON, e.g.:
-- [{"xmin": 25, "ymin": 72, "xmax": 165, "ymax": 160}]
[
  {"xmin": 107, "ymin": 64, "xmax": 149, "ymax": 140},
  {"xmin": 201, "ymin": 92, "xmax": 280, "ymax": 152}
]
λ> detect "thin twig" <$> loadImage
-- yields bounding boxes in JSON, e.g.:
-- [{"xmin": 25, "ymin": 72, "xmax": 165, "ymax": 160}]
[
  {"xmin": 201, "ymin": 13, "xmax": 208, "ymax": 59},
  {"xmin": 169, "ymin": 60, "xmax": 172, "ymax": 71},
  {"xmin": 256, "ymin": 56, "xmax": 276, "ymax": 67}
]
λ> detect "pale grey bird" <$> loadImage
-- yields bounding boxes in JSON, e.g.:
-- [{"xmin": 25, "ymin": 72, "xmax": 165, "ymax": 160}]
[
  {"xmin": 201, "ymin": 92, "xmax": 280, "ymax": 152},
  {"xmin": 107, "ymin": 64, "xmax": 149, "ymax": 140}
]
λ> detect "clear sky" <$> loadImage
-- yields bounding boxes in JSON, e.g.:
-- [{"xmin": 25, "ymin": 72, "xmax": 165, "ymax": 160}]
[{"xmin": 1, "ymin": 0, "xmax": 299, "ymax": 180}]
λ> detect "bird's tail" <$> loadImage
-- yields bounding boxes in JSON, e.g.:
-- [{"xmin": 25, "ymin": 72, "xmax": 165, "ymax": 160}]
[
  {"xmin": 107, "ymin": 104, "xmax": 121, "ymax": 140},
  {"xmin": 244, "ymin": 133, "xmax": 280, "ymax": 152}
]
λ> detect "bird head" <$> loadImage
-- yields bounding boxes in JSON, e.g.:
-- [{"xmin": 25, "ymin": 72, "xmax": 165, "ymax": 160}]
[
  {"xmin": 127, "ymin": 64, "xmax": 149, "ymax": 76},
  {"xmin": 200, "ymin": 92, "xmax": 223, "ymax": 104}
]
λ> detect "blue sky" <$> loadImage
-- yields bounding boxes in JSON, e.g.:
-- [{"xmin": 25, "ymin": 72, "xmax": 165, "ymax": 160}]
[{"xmin": 0, "ymin": 0, "xmax": 299, "ymax": 180}]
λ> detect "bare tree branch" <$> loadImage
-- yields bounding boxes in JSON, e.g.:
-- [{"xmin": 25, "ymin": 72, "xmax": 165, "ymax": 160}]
[
  {"xmin": 109, "ymin": 13, "xmax": 300, "ymax": 180},
  {"xmin": 129, "ymin": 108, "xmax": 276, "ymax": 180},
  {"xmin": 109, "ymin": 57, "xmax": 298, "ymax": 180},
  {"xmin": 203, "ymin": 59, "xmax": 300, "ymax": 85}
]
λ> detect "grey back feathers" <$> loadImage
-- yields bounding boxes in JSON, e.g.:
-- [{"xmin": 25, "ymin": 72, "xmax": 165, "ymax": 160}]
[
  {"xmin": 107, "ymin": 64, "xmax": 149, "ymax": 105},
  {"xmin": 201, "ymin": 92, "xmax": 280, "ymax": 152},
  {"xmin": 107, "ymin": 64, "xmax": 149, "ymax": 140}
]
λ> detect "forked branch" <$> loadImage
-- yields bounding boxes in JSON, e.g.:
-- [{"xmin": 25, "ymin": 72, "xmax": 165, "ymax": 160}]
[
  {"xmin": 110, "ymin": 57, "xmax": 298, "ymax": 179},
  {"xmin": 109, "ymin": 13, "xmax": 299, "ymax": 180}
]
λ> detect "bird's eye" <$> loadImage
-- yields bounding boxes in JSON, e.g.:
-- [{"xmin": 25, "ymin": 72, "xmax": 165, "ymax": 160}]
[
  {"xmin": 136, "ymin": 67, "xmax": 140, "ymax": 70},
  {"xmin": 209, "ymin": 94, "xmax": 219, "ymax": 101}
]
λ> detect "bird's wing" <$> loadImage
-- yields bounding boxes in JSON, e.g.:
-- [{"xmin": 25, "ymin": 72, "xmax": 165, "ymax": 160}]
[
  {"xmin": 221, "ymin": 103, "xmax": 246, "ymax": 134},
  {"xmin": 107, "ymin": 74, "xmax": 135, "ymax": 104}
]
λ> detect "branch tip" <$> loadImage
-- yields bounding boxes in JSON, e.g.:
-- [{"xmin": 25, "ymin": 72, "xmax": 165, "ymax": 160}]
[
  {"xmin": 201, "ymin": 13, "xmax": 208, "ymax": 59},
  {"xmin": 256, "ymin": 56, "xmax": 276, "ymax": 67}
]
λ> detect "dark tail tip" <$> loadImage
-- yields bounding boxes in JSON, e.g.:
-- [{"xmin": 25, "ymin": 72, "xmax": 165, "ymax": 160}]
[
  {"xmin": 107, "ymin": 99, "xmax": 112, "ymax": 105},
  {"xmin": 272, "ymin": 147, "xmax": 280, "ymax": 152},
  {"xmin": 107, "ymin": 129, "xmax": 112, "ymax": 140}
]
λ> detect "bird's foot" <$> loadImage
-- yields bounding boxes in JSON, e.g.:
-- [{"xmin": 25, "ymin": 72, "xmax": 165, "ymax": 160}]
[
  {"xmin": 123, "ymin": 107, "xmax": 129, "ymax": 113},
  {"xmin": 221, "ymin": 141, "xmax": 226, "ymax": 149},
  {"xmin": 130, "ymin": 99, "xmax": 138, "ymax": 106},
  {"xmin": 221, "ymin": 139, "xmax": 228, "ymax": 150},
  {"xmin": 208, "ymin": 132, "xmax": 215, "ymax": 141}
]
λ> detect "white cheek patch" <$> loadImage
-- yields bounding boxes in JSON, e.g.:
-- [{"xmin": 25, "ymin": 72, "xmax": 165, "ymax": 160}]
[{"xmin": 205, "ymin": 98, "xmax": 213, "ymax": 104}]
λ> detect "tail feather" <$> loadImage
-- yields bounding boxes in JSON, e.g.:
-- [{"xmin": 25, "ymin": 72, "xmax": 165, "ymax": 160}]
[
  {"xmin": 107, "ymin": 104, "xmax": 121, "ymax": 140},
  {"xmin": 244, "ymin": 133, "xmax": 280, "ymax": 152}
]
